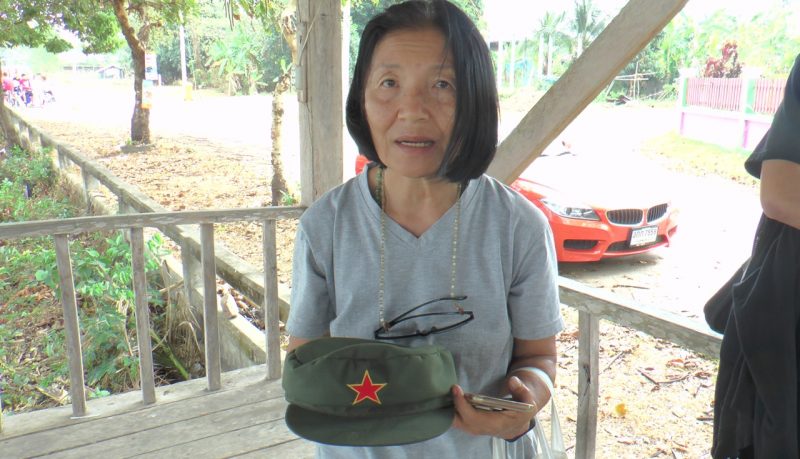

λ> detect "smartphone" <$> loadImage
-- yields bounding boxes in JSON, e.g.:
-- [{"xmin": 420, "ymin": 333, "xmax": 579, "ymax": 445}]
[{"xmin": 464, "ymin": 393, "xmax": 535, "ymax": 413}]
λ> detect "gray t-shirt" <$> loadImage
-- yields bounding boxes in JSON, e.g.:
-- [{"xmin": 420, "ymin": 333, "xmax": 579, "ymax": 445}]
[{"xmin": 287, "ymin": 168, "xmax": 563, "ymax": 459}]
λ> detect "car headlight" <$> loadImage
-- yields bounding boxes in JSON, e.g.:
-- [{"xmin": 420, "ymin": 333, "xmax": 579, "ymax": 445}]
[{"xmin": 541, "ymin": 198, "xmax": 600, "ymax": 220}]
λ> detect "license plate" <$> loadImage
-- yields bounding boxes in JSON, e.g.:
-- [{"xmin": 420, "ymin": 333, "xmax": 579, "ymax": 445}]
[{"xmin": 630, "ymin": 226, "xmax": 658, "ymax": 247}]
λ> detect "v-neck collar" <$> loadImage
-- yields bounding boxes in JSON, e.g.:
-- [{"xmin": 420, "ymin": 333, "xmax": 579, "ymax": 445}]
[{"xmin": 359, "ymin": 166, "xmax": 477, "ymax": 247}]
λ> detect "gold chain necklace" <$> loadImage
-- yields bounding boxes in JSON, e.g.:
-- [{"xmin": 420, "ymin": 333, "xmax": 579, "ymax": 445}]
[{"xmin": 376, "ymin": 167, "xmax": 462, "ymax": 329}]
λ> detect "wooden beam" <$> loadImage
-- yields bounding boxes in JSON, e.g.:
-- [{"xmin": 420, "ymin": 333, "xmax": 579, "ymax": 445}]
[
  {"xmin": 576, "ymin": 311, "xmax": 599, "ymax": 459},
  {"xmin": 200, "ymin": 224, "xmax": 222, "ymax": 391},
  {"xmin": 558, "ymin": 276, "xmax": 722, "ymax": 359},
  {"xmin": 297, "ymin": 0, "xmax": 343, "ymax": 205},
  {"xmin": 54, "ymin": 234, "xmax": 88, "ymax": 418},
  {"xmin": 130, "ymin": 227, "xmax": 156, "ymax": 405},
  {"xmin": 487, "ymin": 0, "xmax": 689, "ymax": 183},
  {"xmin": 262, "ymin": 220, "xmax": 282, "ymax": 380},
  {"xmin": 0, "ymin": 207, "xmax": 305, "ymax": 240}
]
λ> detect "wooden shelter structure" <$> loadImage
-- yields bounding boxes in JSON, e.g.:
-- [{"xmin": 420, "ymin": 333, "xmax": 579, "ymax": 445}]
[{"xmin": 0, "ymin": 1, "xmax": 716, "ymax": 458}]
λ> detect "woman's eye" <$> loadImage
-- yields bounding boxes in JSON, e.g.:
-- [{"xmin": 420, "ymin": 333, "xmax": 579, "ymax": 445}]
[
  {"xmin": 379, "ymin": 79, "xmax": 397, "ymax": 88},
  {"xmin": 434, "ymin": 80, "xmax": 454, "ymax": 90}
]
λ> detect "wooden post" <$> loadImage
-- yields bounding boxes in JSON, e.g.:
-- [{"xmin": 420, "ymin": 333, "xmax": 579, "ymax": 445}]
[
  {"xmin": 81, "ymin": 169, "xmax": 100, "ymax": 212},
  {"xmin": 262, "ymin": 220, "xmax": 281, "ymax": 380},
  {"xmin": 297, "ymin": 0, "xmax": 343, "ymax": 205},
  {"xmin": 28, "ymin": 127, "xmax": 41, "ymax": 151},
  {"xmin": 130, "ymin": 227, "xmax": 156, "ymax": 404},
  {"xmin": 180, "ymin": 238, "xmax": 202, "ymax": 313},
  {"xmin": 576, "ymin": 311, "xmax": 600, "ymax": 459},
  {"xmin": 118, "ymin": 196, "xmax": 130, "ymax": 214},
  {"xmin": 54, "ymin": 234, "xmax": 88, "ymax": 418},
  {"xmin": 19, "ymin": 123, "xmax": 31, "ymax": 150},
  {"xmin": 6, "ymin": 110, "xmax": 19, "ymax": 143},
  {"xmin": 56, "ymin": 145, "xmax": 68, "ymax": 171},
  {"xmin": 200, "ymin": 224, "xmax": 221, "ymax": 391}
]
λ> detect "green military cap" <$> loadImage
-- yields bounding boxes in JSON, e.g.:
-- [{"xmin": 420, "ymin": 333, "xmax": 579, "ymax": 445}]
[{"xmin": 282, "ymin": 337, "xmax": 458, "ymax": 446}]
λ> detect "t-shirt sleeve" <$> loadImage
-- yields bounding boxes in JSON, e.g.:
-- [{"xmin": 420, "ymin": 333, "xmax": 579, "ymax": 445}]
[
  {"xmin": 285, "ymin": 225, "xmax": 335, "ymax": 339},
  {"xmin": 745, "ymin": 53, "xmax": 800, "ymax": 178},
  {"xmin": 507, "ymin": 201, "xmax": 564, "ymax": 340}
]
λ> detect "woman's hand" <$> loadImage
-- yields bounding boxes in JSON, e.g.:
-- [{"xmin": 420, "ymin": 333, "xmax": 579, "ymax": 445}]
[
  {"xmin": 451, "ymin": 376, "xmax": 538, "ymax": 440},
  {"xmin": 452, "ymin": 337, "xmax": 557, "ymax": 439}
]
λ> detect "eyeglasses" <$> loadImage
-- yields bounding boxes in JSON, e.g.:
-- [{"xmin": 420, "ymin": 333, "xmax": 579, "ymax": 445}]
[{"xmin": 374, "ymin": 295, "xmax": 474, "ymax": 340}]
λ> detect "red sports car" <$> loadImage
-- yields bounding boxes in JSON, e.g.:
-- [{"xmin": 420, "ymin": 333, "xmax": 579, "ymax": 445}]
[
  {"xmin": 355, "ymin": 153, "xmax": 678, "ymax": 262},
  {"xmin": 511, "ymin": 152, "xmax": 678, "ymax": 262}
]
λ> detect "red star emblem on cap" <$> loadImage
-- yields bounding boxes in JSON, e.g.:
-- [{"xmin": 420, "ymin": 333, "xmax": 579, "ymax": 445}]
[{"xmin": 347, "ymin": 370, "xmax": 387, "ymax": 405}]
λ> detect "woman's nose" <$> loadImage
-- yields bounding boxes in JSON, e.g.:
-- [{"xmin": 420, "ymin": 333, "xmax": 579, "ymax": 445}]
[{"xmin": 397, "ymin": 86, "xmax": 430, "ymax": 120}]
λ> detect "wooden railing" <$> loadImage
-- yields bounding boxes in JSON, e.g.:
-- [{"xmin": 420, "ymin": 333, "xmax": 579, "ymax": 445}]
[
  {"xmin": 0, "ymin": 208, "xmax": 303, "ymax": 422},
  {"xmin": 559, "ymin": 277, "xmax": 721, "ymax": 456},
  {"xmin": 0, "ymin": 212, "xmax": 723, "ymax": 457},
  {"xmin": 7, "ymin": 109, "xmax": 295, "ymax": 328}
]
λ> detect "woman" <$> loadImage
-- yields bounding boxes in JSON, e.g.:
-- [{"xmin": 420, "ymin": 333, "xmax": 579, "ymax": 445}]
[
  {"xmin": 712, "ymin": 54, "xmax": 800, "ymax": 458},
  {"xmin": 286, "ymin": 1, "xmax": 563, "ymax": 457}
]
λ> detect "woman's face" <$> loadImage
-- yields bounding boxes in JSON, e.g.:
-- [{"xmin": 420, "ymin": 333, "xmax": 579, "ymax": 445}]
[{"xmin": 364, "ymin": 27, "xmax": 456, "ymax": 180}]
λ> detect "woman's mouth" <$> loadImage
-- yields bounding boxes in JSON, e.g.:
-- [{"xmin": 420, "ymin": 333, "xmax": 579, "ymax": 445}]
[{"xmin": 397, "ymin": 140, "xmax": 434, "ymax": 148}]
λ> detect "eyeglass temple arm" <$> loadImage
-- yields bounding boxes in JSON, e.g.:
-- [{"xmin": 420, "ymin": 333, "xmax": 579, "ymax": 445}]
[{"xmin": 384, "ymin": 295, "xmax": 468, "ymax": 326}]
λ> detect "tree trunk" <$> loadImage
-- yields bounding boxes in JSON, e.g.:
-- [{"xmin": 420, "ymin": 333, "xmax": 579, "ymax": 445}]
[
  {"xmin": 266, "ymin": 0, "xmax": 298, "ymax": 206},
  {"xmin": 576, "ymin": 32, "xmax": 585, "ymax": 58},
  {"xmin": 538, "ymin": 35, "xmax": 545, "ymax": 78},
  {"xmin": 190, "ymin": 22, "xmax": 203, "ymax": 87},
  {"xmin": 0, "ymin": 59, "xmax": 22, "ymax": 148},
  {"xmin": 547, "ymin": 33, "xmax": 554, "ymax": 77},
  {"xmin": 111, "ymin": 0, "xmax": 151, "ymax": 144},
  {"xmin": 509, "ymin": 39, "xmax": 516, "ymax": 89},
  {"xmin": 130, "ymin": 54, "xmax": 150, "ymax": 143},
  {"xmin": 270, "ymin": 71, "xmax": 291, "ymax": 206}
]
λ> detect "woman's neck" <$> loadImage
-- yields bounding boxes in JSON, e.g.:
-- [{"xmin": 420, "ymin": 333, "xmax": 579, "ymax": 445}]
[{"xmin": 373, "ymin": 166, "xmax": 461, "ymax": 237}]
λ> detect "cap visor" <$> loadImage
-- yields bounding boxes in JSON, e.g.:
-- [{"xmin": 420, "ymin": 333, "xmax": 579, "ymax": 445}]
[{"xmin": 285, "ymin": 404, "xmax": 454, "ymax": 447}]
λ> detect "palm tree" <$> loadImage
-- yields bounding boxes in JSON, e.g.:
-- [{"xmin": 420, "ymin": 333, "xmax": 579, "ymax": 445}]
[
  {"xmin": 538, "ymin": 11, "xmax": 565, "ymax": 78},
  {"xmin": 570, "ymin": 0, "xmax": 604, "ymax": 59},
  {"xmin": 224, "ymin": 0, "xmax": 296, "ymax": 206}
]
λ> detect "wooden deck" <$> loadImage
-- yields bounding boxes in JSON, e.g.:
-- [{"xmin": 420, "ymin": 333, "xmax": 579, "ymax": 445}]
[{"xmin": 0, "ymin": 365, "xmax": 315, "ymax": 458}]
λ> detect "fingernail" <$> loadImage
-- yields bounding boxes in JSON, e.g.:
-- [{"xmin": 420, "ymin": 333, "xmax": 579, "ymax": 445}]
[
  {"xmin": 511, "ymin": 376, "xmax": 522, "ymax": 387},
  {"xmin": 452, "ymin": 385, "xmax": 462, "ymax": 396}
]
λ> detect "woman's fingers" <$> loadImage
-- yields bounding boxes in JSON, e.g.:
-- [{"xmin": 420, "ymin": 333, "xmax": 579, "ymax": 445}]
[
  {"xmin": 451, "ymin": 384, "xmax": 534, "ymax": 439},
  {"xmin": 450, "ymin": 384, "xmax": 475, "ymax": 432}
]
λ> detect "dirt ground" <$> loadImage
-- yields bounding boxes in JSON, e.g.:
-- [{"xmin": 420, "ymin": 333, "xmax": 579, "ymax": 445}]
[{"xmin": 16, "ymin": 76, "xmax": 723, "ymax": 458}]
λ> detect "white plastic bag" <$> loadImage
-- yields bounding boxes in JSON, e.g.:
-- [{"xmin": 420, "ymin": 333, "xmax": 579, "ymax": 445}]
[
  {"xmin": 528, "ymin": 367, "xmax": 566, "ymax": 459},
  {"xmin": 492, "ymin": 367, "xmax": 567, "ymax": 459}
]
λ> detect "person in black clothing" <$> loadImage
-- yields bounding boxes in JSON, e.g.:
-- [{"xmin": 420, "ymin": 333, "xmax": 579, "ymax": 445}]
[{"xmin": 711, "ymin": 54, "xmax": 800, "ymax": 459}]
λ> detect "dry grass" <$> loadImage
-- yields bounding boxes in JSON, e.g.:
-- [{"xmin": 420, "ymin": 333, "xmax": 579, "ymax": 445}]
[{"xmin": 640, "ymin": 132, "xmax": 758, "ymax": 188}]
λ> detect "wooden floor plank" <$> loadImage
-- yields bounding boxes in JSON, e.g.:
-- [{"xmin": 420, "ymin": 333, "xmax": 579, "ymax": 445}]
[
  {"xmin": 50, "ymin": 397, "xmax": 289, "ymax": 458},
  {"xmin": 2, "ymin": 379, "xmax": 285, "ymax": 457},
  {"xmin": 0, "ymin": 367, "xmax": 292, "ymax": 457},
  {"xmin": 231, "ymin": 439, "xmax": 316, "ymax": 458},
  {"xmin": 1, "ymin": 364, "xmax": 269, "ymax": 439},
  {"xmin": 0, "ymin": 366, "xmax": 311, "ymax": 459},
  {"xmin": 131, "ymin": 418, "xmax": 299, "ymax": 458}
]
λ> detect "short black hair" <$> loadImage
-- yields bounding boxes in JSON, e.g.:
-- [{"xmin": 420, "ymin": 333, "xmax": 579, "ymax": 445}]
[{"xmin": 345, "ymin": 0, "xmax": 498, "ymax": 182}]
